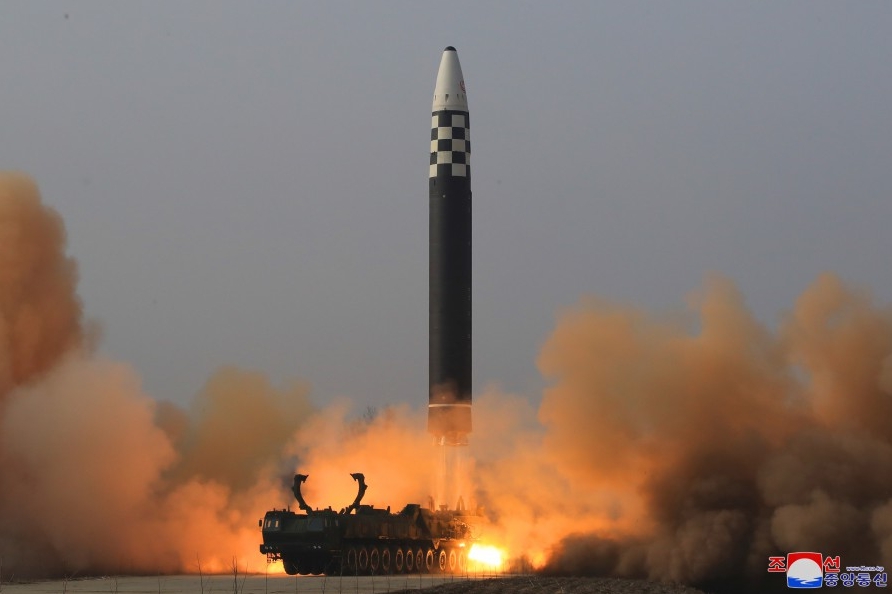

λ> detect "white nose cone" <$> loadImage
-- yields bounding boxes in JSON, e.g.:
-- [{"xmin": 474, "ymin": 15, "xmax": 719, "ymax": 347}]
[{"xmin": 432, "ymin": 46, "xmax": 468, "ymax": 112}]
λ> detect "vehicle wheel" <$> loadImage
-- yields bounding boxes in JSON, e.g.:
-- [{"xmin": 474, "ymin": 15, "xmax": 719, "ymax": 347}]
[
  {"xmin": 448, "ymin": 549, "xmax": 457, "ymax": 572},
  {"xmin": 424, "ymin": 548, "xmax": 435, "ymax": 573},
  {"xmin": 458, "ymin": 550, "xmax": 467, "ymax": 572},
  {"xmin": 369, "ymin": 546, "xmax": 380, "ymax": 574},
  {"xmin": 358, "ymin": 547, "xmax": 369, "ymax": 574},
  {"xmin": 416, "ymin": 548, "xmax": 425, "ymax": 573},
  {"xmin": 345, "ymin": 548, "xmax": 358, "ymax": 573},
  {"xmin": 437, "ymin": 549, "xmax": 447, "ymax": 573},
  {"xmin": 394, "ymin": 548, "xmax": 404, "ymax": 573},
  {"xmin": 380, "ymin": 547, "xmax": 391, "ymax": 574},
  {"xmin": 282, "ymin": 556, "xmax": 299, "ymax": 576}
]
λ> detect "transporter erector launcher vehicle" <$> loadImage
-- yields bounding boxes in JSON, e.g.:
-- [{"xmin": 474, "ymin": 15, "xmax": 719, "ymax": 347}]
[
  {"xmin": 259, "ymin": 47, "xmax": 483, "ymax": 576},
  {"xmin": 260, "ymin": 474, "xmax": 479, "ymax": 575}
]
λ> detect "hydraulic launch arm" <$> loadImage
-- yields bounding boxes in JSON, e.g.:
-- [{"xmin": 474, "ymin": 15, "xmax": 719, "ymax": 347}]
[
  {"xmin": 343, "ymin": 472, "xmax": 367, "ymax": 515},
  {"xmin": 291, "ymin": 474, "xmax": 313, "ymax": 513}
]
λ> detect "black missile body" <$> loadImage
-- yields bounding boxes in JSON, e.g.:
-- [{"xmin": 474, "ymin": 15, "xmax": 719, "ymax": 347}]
[{"xmin": 428, "ymin": 47, "xmax": 472, "ymax": 444}]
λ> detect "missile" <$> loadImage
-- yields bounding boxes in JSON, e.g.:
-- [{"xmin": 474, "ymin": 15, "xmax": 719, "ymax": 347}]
[{"xmin": 428, "ymin": 46, "xmax": 472, "ymax": 446}]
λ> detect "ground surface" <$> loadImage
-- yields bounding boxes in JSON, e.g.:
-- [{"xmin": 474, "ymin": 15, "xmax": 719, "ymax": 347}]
[
  {"xmin": 0, "ymin": 575, "xmax": 708, "ymax": 594},
  {"xmin": 390, "ymin": 576, "xmax": 709, "ymax": 594}
]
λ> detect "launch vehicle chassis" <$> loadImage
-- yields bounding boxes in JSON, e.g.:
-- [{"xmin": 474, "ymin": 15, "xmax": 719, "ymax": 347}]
[{"xmin": 260, "ymin": 473, "xmax": 477, "ymax": 576}]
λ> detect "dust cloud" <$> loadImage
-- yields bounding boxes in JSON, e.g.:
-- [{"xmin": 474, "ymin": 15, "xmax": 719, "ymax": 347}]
[
  {"xmin": 482, "ymin": 274, "xmax": 892, "ymax": 590},
  {"xmin": 2, "ymin": 172, "xmax": 891, "ymax": 591},
  {"xmin": 0, "ymin": 173, "xmax": 307, "ymax": 576},
  {"xmin": 0, "ymin": 173, "xmax": 82, "ymax": 393},
  {"xmin": 0, "ymin": 173, "xmax": 438, "ymax": 579}
]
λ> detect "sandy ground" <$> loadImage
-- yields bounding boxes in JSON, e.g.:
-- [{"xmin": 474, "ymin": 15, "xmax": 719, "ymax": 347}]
[{"xmin": 0, "ymin": 575, "xmax": 709, "ymax": 594}]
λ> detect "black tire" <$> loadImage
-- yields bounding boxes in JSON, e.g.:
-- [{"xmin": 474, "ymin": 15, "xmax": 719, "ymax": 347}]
[
  {"xmin": 404, "ymin": 547, "xmax": 415, "ymax": 572},
  {"xmin": 425, "ymin": 548, "xmax": 435, "ymax": 573},
  {"xmin": 282, "ymin": 556, "xmax": 299, "ymax": 576},
  {"xmin": 394, "ymin": 548, "xmax": 404, "ymax": 573},
  {"xmin": 437, "ymin": 549, "xmax": 447, "ymax": 573},
  {"xmin": 380, "ymin": 547, "xmax": 391, "ymax": 574},
  {"xmin": 369, "ymin": 547, "xmax": 380, "ymax": 574},
  {"xmin": 358, "ymin": 547, "xmax": 369, "ymax": 574},
  {"xmin": 346, "ymin": 548, "xmax": 358, "ymax": 573},
  {"xmin": 416, "ymin": 548, "xmax": 425, "ymax": 573}
]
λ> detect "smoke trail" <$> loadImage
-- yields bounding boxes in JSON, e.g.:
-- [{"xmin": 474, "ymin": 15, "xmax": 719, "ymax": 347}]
[{"xmin": 473, "ymin": 274, "xmax": 892, "ymax": 590}]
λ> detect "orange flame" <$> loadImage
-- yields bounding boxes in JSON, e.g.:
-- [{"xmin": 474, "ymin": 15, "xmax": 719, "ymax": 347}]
[{"xmin": 467, "ymin": 543, "xmax": 505, "ymax": 569}]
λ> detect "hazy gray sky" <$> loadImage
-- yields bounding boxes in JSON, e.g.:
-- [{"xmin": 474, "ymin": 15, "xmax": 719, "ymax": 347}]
[{"xmin": 2, "ymin": 1, "xmax": 890, "ymax": 410}]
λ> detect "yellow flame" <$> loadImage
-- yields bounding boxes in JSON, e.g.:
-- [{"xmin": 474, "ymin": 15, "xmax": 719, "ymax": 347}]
[
  {"xmin": 529, "ymin": 549, "xmax": 547, "ymax": 569},
  {"xmin": 467, "ymin": 543, "xmax": 504, "ymax": 569}
]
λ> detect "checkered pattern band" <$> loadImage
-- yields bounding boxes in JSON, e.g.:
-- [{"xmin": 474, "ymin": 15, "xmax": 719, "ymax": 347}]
[{"xmin": 429, "ymin": 111, "xmax": 470, "ymax": 178}]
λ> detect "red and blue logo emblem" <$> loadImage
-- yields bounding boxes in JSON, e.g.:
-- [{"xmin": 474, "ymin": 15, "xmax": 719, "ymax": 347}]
[{"xmin": 786, "ymin": 552, "xmax": 824, "ymax": 588}]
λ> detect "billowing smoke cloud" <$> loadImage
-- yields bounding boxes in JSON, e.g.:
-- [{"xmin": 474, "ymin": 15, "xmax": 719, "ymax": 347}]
[
  {"xmin": 474, "ymin": 274, "xmax": 892, "ymax": 590},
  {"xmin": 0, "ymin": 173, "xmax": 313, "ymax": 576},
  {"xmin": 3, "ymin": 171, "xmax": 891, "ymax": 590},
  {"xmin": 0, "ymin": 173, "xmax": 446, "ymax": 579},
  {"xmin": 0, "ymin": 172, "xmax": 83, "ymax": 393},
  {"xmin": 0, "ymin": 356, "xmax": 306, "ymax": 575},
  {"xmin": 286, "ymin": 404, "xmax": 433, "ymax": 508}
]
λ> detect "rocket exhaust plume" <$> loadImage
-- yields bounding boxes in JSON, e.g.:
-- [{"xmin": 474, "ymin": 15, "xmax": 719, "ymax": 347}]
[{"xmin": 428, "ymin": 46, "xmax": 472, "ymax": 512}]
